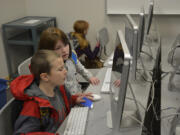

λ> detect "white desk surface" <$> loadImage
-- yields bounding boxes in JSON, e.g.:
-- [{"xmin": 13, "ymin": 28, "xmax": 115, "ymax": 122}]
[
  {"xmin": 57, "ymin": 56, "xmax": 153, "ymax": 135},
  {"xmin": 85, "ymin": 66, "xmax": 152, "ymax": 135}
]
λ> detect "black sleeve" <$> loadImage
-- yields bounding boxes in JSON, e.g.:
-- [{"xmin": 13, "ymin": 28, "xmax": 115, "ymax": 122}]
[{"xmin": 83, "ymin": 45, "xmax": 100, "ymax": 60}]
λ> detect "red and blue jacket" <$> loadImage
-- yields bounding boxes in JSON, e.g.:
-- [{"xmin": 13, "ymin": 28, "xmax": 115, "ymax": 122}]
[{"xmin": 10, "ymin": 75, "xmax": 78, "ymax": 135}]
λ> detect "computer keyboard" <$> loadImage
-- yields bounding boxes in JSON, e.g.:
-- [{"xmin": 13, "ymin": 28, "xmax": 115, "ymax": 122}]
[
  {"xmin": 64, "ymin": 107, "xmax": 89, "ymax": 135},
  {"xmin": 101, "ymin": 67, "xmax": 112, "ymax": 93}
]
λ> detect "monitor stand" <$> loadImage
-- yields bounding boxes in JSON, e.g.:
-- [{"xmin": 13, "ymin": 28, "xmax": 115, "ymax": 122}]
[
  {"xmin": 107, "ymin": 109, "xmax": 141, "ymax": 129},
  {"xmin": 107, "ymin": 83, "xmax": 142, "ymax": 134},
  {"xmin": 130, "ymin": 56, "xmax": 150, "ymax": 84},
  {"xmin": 142, "ymin": 31, "xmax": 159, "ymax": 61}
]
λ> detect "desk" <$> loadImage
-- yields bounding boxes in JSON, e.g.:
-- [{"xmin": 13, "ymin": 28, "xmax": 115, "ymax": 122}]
[
  {"xmin": 57, "ymin": 64, "xmax": 152, "ymax": 135},
  {"xmin": 84, "ymin": 67, "xmax": 151, "ymax": 135}
]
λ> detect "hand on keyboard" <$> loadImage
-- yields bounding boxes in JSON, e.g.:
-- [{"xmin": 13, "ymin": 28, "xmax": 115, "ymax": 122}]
[{"xmin": 89, "ymin": 77, "xmax": 100, "ymax": 85}]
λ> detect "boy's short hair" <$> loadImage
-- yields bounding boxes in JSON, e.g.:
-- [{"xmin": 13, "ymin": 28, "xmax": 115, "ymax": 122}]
[
  {"xmin": 31, "ymin": 50, "xmax": 60, "ymax": 81},
  {"xmin": 38, "ymin": 27, "xmax": 72, "ymax": 58}
]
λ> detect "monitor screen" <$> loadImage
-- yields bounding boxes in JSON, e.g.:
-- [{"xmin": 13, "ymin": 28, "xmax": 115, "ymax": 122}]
[
  {"xmin": 109, "ymin": 30, "xmax": 132, "ymax": 132},
  {"xmin": 138, "ymin": 10, "xmax": 145, "ymax": 53},
  {"xmin": 125, "ymin": 14, "xmax": 139, "ymax": 81},
  {"xmin": 143, "ymin": 39, "xmax": 161, "ymax": 135},
  {"xmin": 146, "ymin": 0, "xmax": 154, "ymax": 35},
  {"xmin": 152, "ymin": 38, "xmax": 161, "ymax": 81}
]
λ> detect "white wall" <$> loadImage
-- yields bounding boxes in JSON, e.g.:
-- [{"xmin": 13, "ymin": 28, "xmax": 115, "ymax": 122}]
[
  {"xmin": 1, "ymin": 0, "xmax": 180, "ymax": 77},
  {"xmin": 25, "ymin": 0, "xmax": 126, "ymax": 53},
  {"xmin": 0, "ymin": 0, "xmax": 26, "ymax": 78}
]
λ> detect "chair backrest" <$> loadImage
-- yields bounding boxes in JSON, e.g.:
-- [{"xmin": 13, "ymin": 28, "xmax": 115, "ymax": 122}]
[
  {"xmin": 18, "ymin": 57, "xmax": 32, "ymax": 75},
  {"xmin": 169, "ymin": 108, "xmax": 180, "ymax": 135},
  {"xmin": 0, "ymin": 98, "xmax": 15, "ymax": 135},
  {"xmin": 167, "ymin": 34, "xmax": 180, "ymax": 70},
  {"xmin": 97, "ymin": 27, "xmax": 109, "ymax": 56},
  {"xmin": 168, "ymin": 71, "xmax": 180, "ymax": 92},
  {"xmin": 98, "ymin": 27, "xmax": 109, "ymax": 47}
]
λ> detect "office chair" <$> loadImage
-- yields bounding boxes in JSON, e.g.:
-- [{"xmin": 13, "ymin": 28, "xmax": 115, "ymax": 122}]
[
  {"xmin": 18, "ymin": 57, "xmax": 32, "ymax": 75},
  {"xmin": 97, "ymin": 27, "xmax": 109, "ymax": 58},
  {"xmin": 167, "ymin": 36, "xmax": 180, "ymax": 70},
  {"xmin": 169, "ymin": 108, "xmax": 180, "ymax": 135},
  {"xmin": 168, "ymin": 71, "xmax": 180, "ymax": 92},
  {"xmin": 0, "ymin": 98, "xmax": 15, "ymax": 135},
  {"xmin": 167, "ymin": 34, "xmax": 180, "ymax": 92}
]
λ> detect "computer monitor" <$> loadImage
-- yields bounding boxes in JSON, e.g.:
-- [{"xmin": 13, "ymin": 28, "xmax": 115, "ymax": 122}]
[
  {"xmin": 107, "ymin": 30, "xmax": 141, "ymax": 134},
  {"xmin": 97, "ymin": 27, "xmax": 109, "ymax": 56},
  {"xmin": 138, "ymin": 9, "xmax": 145, "ymax": 54},
  {"xmin": 146, "ymin": 0, "xmax": 154, "ymax": 35},
  {"xmin": 152, "ymin": 38, "xmax": 161, "ymax": 81},
  {"xmin": 125, "ymin": 14, "xmax": 150, "ymax": 82},
  {"xmin": 125, "ymin": 14, "xmax": 139, "ymax": 81},
  {"xmin": 143, "ymin": 40, "xmax": 161, "ymax": 135}
]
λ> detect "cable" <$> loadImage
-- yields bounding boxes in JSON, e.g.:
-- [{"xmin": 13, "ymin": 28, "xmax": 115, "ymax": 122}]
[
  {"xmin": 136, "ymin": 68, "xmax": 153, "ymax": 72},
  {"xmin": 161, "ymin": 113, "xmax": 180, "ymax": 120},
  {"xmin": 161, "ymin": 107, "xmax": 177, "ymax": 112},
  {"xmin": 126, "ymin": 97, "xmax": 146, "ymax": 111},
  {"xmin": 152, "ymin": 101, "xmax": 159, "ymax": 121},
  {"xmin": 161, "ymin": 72, "xmax": 170, "ymax": 80},
  {"xmin": 136, "ymin": 70, "xmax": 152, "ymax": 83},
  {"xmin": 146, "ymin": 81, "xmax": 156, "ymax": 111},
  {"xmin": 161, "ymin": 70, "xmax": 171, "ymax": 74},
  {"xmin": 123, "ymin": 113, "xmax": 143, "ymax": 126},
  {"xmin": 140, "ymin": 50, "xmax": 155, "ymax": 61}
]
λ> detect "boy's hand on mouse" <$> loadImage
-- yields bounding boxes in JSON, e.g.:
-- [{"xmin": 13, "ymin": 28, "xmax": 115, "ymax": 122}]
[
  {"xmin": 79, "ymin": 93, "xmax": 94, "ymax": 101},
  {"xmin": 84, "ymin": 93, "xmax": 94, "ymax": 101},
  {"xmin": 76, "ymin": 93, "xmax": 93, "ymax": 104},
  {"xmin": 89, "ymin": 77, "xmax": 100, "ymax": 85},
  {"xmin": 75, "ymin": 92, "xmax": 92, "ymax": 97},
  {"xmin": 76, "ymin": 96, "xmax": 86, "ymax": 104}
]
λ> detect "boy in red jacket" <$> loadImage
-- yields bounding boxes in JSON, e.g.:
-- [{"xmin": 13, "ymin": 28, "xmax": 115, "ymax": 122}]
[{"xmin": 11, "ymin": 50, "xmax": 92, "ymax": 135}]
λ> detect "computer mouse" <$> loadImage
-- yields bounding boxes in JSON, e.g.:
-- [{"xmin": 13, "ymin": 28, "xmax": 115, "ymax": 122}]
[
  {"xmin": 108, "ymin": 60, "xmax": 113, "ymax": 65},
  {"xmin": 92, "ymin": 94, "xmax": 101, "ymax": 101},
  {"xmin": 80, "ymin": 97, "xmax": 93, "ymax": 109}
]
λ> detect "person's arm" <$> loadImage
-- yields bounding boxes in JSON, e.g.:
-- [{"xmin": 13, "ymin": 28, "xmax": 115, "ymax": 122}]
[
  {"xmin": 14, "ymin": 101, "xmax": 59, "ymax": 135},
  {"xmin": 76, "ymin": 59, "xmax": 93, "ymax": 81},
  {"xmin": 83, "ymin": 44, "xmax": 100, "ymax": 60},
  {"xmin": 63, "ymin": 85, "xmax": 92, "ymax": 106},
  {"xmin": 76, "ymin": 59, "xmax": 100, "ymax": 85}
]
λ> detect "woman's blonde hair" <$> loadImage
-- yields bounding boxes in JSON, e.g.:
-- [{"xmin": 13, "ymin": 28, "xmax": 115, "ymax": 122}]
[{"xmin": 72, "ymin": 20, "xmax": 89, "ymax": 49}]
